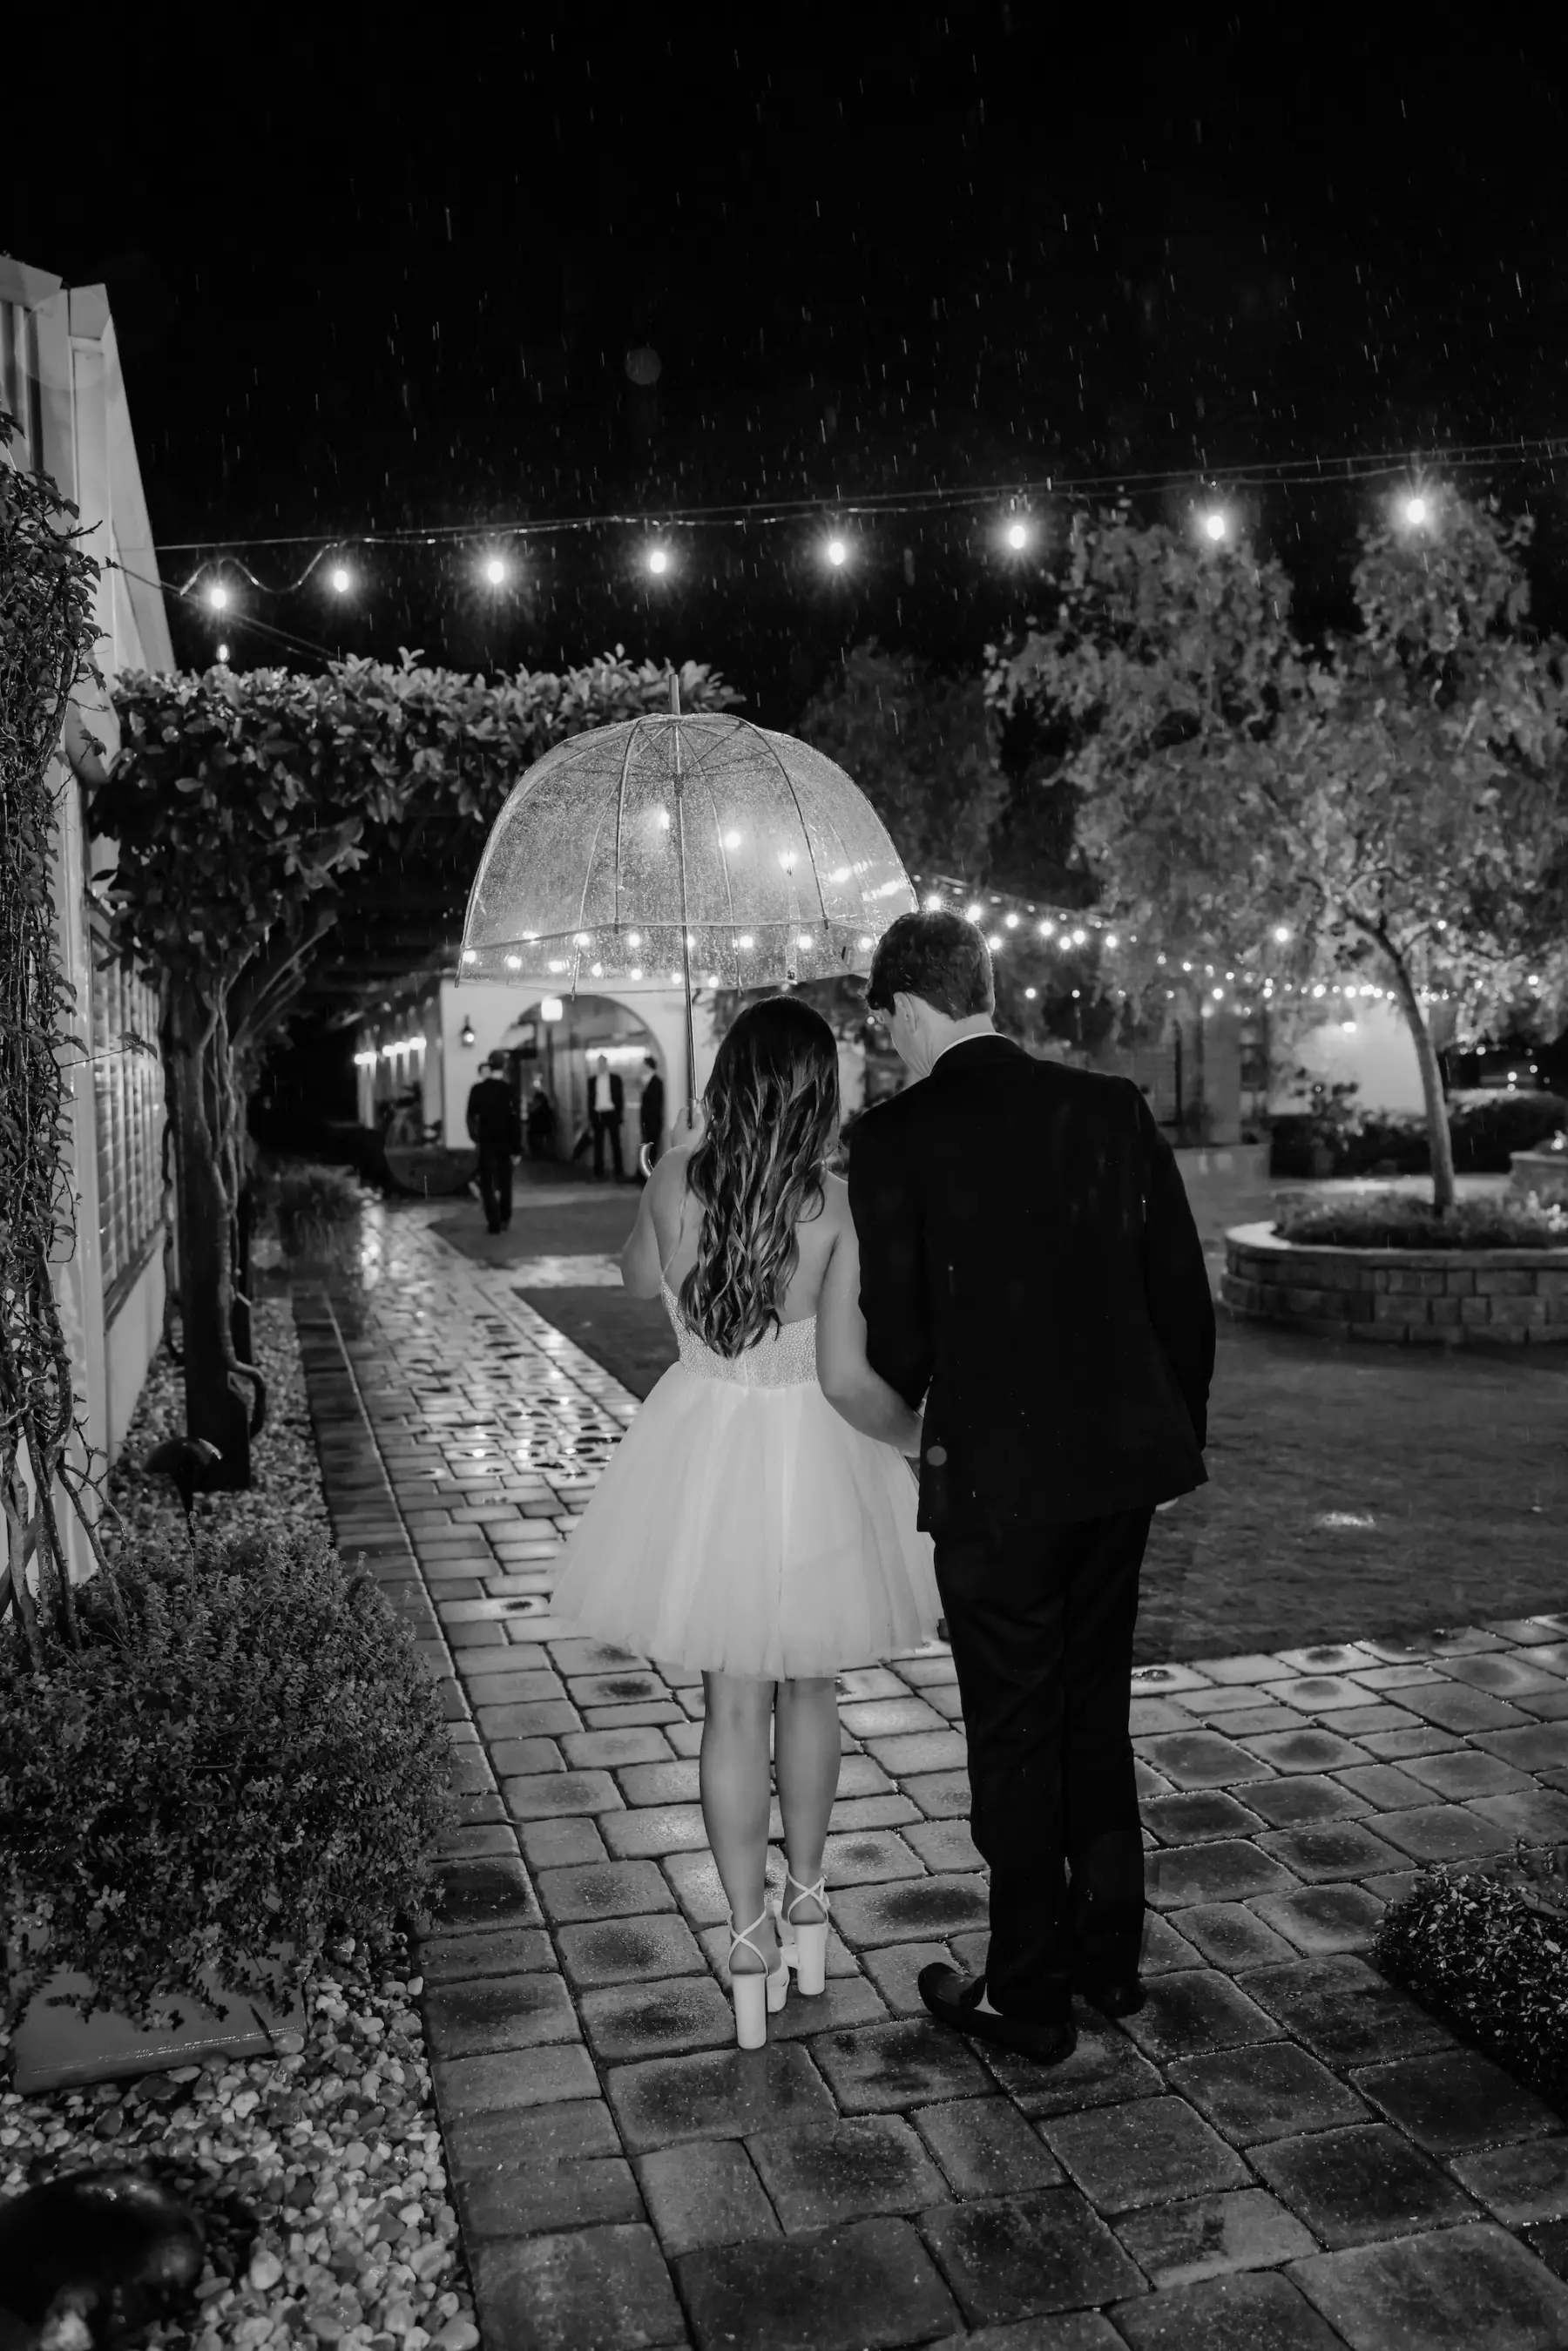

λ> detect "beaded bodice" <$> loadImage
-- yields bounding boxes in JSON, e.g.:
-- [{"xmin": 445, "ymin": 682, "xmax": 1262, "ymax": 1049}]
[{"xmin": 661, "ymin": 1280, "xmax": 819, "ymax": 1389}]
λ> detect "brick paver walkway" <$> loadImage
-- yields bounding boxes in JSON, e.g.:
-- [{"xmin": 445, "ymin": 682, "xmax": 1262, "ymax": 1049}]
[{"xmin": 294, "ymin": 1203, "xmax": 1568, "ymax": 2351}]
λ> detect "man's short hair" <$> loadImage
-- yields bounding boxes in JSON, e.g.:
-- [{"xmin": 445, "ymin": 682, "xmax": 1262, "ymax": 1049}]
[
  {"xmin": 866, "ymin": 909, "xmax": 995, "ymax": 1019},
  {"xmin": 487, "ymin": 1051, "xmax": 507, "ymax": 1070}
]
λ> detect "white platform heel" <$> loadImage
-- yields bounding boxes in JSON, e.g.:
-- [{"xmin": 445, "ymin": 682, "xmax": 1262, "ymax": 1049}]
[
  {"xmin": 727, "ymin": 1908, "xmax": 788, "ymax": 2050},
  {"xmin": 776, "ymin": 1870, "xmax": 831, "ymax": 1997}
]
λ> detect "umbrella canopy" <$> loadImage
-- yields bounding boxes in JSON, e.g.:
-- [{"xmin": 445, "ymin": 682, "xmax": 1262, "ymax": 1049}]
[{"xmin": 458, "ymin": 704, "xmax": 916, "ymax": 996}]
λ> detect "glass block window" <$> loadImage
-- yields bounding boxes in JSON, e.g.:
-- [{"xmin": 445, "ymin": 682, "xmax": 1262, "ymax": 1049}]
[{"xmin": 91, "ymin": 935, "xmax": 164, "ymax": 1308}]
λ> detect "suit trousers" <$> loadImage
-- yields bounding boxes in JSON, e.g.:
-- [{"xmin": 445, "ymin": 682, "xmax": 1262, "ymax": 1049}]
[
  {"xmin": 591, "ymin": 1111, "xmax": 625, "ymax": 1180},
  {"xmin": 476, "ymin": 1143, "xmax": 513, "ymax": 1229},
  {"xmin": 934, "ymin": 1506, "xmax": 1153, "ymax": 2022}
]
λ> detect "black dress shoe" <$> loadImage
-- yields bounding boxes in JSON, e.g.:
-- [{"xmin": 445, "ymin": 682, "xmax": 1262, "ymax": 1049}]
[
  {"xmin": 918, "ymin": 1964, "xmax": 1075, "ymax": 2064},
  {"xmin": 1074, "ymin": 1976, "xmax": 1146, "ymax": 2018}
]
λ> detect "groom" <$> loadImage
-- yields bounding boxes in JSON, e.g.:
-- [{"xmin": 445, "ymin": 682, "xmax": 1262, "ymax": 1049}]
[{"xmin": 851, "ymin": 909, "xmax": 1215, "ymax": 2064}]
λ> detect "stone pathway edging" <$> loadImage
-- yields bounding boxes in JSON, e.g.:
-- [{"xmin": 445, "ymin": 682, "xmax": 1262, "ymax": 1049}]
[{"xmin": 293, "ymin": 1203, "xmax": 1568, "ymax": 2351}]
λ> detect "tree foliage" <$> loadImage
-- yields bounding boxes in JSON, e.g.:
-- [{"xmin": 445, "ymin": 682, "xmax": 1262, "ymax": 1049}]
[
  {"xmin": 94, "ymin": 650, "xmax": 740, "ymax": 1484},
  {"xmin": 989, "ymin": 497, "xmax": 1568, "ymax": 1209}
]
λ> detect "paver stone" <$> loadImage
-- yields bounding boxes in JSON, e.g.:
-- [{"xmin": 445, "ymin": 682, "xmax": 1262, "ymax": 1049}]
[
  {"xmin": 471, "ymin": 2222, "xmax": 685, "ymax": 2351},
  {"xmin": 674, "ymin": 2214, "xmax": 960, "ymax": 2351},
  {"xmin": 637, "ymin": 2138, "xmax": 781, "ymax": 2254},
  {"xmin": 1043, "ymin": 2094, "xmax": 1250, "ymax": 2213},
  {"xmin": 1289, "ymin": 2221, "xmax": 1568, "ymax": 2350},
  {"xmin": 1112, "ymin": 2186, "xmax": 1318, "ymax": 2290},
  {"xmin": 1167, "ymin": 2039, "xmax": 1368, "ymax": 2144},
  {"xmin": 919, "ymin": 2190, "xmax": 1146, "ymax": 2325},
  {"xmin": 1112, "ymin": 2268, "xmax": 1344, "ymax": 2349},
  {"xmin": 1250, "ymin": 2124, "xmax": 1480, "ymax": 2248},
  {"xmin": 746, "ymin": 2115, "xmax": 947, "ymax": 2232}
]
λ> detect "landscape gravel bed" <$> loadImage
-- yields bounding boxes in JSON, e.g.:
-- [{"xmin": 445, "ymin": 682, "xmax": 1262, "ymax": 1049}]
[
  {"xmin": 105, "ymin": 1302, "xmax": 331, "ymax": 1554},
  {"xmin": 2, "ymin": 1299, "xmax": 475, "ymax": 2351}
]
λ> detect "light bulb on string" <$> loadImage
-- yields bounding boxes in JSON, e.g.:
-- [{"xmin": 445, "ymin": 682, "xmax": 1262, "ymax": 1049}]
[
  {"xmin": 646, "ymin": 546, "xmax": 671, "ymax": 577},
  {"xmin": 215, "ymin": 642, "xmax": 230, "ymax": 663},
  {"xmin": 206, "ymin": 581, "xmax": 229, "ymax": 611},
  {"xmin": 1198, "ymin": 506, "xmax": 1229, "ymax": 544},
  {"xmin": 329, "ymin": 564, "xmax": 353, "ymax": 595},
  {"xmin": 483, "ymin": 556, "xmax": 507, "ymax": 586},
  {"xmin": 1004, "ymin": 518, "xmax": 1031, "ymax": 551}
]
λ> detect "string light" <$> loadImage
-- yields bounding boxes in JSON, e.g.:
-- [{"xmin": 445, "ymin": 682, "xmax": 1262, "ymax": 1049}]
[
  {"xmin": 330, "ymin": 564, "xmax": 353, "ymax": 594},
  {"xmin": 207, "ymin": 582, "xmax": 229, "ymax": 611},
  {"xmin": 215, "ymin": 641, "xmax": 230, "ymax": 662},
  {"xmin": 646, "ymin": 547, "xmax": 671, "ymax": 576},
  {"xmin": 824, "ymin": 536, "xmax": 849, "ymax": 568}
]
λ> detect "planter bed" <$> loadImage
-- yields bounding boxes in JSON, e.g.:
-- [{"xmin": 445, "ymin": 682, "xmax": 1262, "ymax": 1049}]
[
  {"xmin": 1374, "ymin": 1849, "xmax": 1568, "ymax": 2117},
  {"xmin": 1223, "ymin": 1220, "xmax": 1568, "ymax": 1345},
  {"xmin": 0, "ymin": 1302, "xmax": 477, "ymax": 2351}
]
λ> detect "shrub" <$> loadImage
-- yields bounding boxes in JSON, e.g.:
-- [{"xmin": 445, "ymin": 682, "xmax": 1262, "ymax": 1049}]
[
  {"xmin": 1448, "ymin": 1089, "xmax": 1568, "ymax": 1172},
  {"xmin": 0, "ymin": 1528, "xmax": 454, "ymax": 2028},
  {"xmin": 260, "ymin": 1160, "xmax": 364, "ymax": 1259},
  {"xmin": 1373, "ymin": 1849, "xmax": 1568, "ymax": 2111},
  {"xmin": 1273, "ymin": 1194, "xmax": 1568, "ymax": 1250}
]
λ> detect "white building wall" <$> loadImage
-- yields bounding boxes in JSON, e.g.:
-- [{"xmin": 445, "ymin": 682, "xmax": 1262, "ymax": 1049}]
[{"xmin": 4, "ymin": 259, "xmax": 175, "ymax": 1567}]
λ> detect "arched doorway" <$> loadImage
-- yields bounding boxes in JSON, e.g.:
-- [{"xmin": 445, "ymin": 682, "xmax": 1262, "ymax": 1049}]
[{"xmin": 505, "ymin": 993, "xmax": 665, "ymax": 1175}]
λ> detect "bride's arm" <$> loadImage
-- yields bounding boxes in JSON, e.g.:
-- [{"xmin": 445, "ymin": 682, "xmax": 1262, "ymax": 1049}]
[
  {"xmin": 816, "ymin": 1193, "xmax": 923, "ymax": 1455},
  {"xmin": 618, "ymin": 1148, "xmax": 688, "ymax": 1298}
]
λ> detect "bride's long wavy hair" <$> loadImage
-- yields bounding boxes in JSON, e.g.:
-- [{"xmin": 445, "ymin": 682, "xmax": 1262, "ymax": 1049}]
[{"xmin": 679, "ymin": 996, "xmax": 840, "ymax": 1357}]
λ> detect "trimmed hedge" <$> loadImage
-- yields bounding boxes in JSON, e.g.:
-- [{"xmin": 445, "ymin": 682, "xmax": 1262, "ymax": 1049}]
[
  {"xmin": 1270, "ymin": 1091, "xmax": 1568, "ymax": 1179},
  {"xmin": 1273, "ymin": 1194, "xmax": 1568, "ymax": 1250},
  {"xmin": 0, "ymin": 1528, "xmax": 454, "ymax": 2028},
  {"xmin": 1374, "ymin": 1848, "xmax": 1568, "ymax": 2111}
]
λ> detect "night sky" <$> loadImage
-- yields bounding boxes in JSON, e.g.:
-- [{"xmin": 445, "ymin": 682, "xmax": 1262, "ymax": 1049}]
[{"xmin": 15, "ymin": 10, "xmax": 1568, "ymax": 720}]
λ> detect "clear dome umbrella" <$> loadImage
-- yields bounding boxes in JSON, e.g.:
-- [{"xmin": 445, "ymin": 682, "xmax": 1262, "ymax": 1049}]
[{"xmin": 459, "ymin": 675, "xmax": 917, "ymax": 1123}]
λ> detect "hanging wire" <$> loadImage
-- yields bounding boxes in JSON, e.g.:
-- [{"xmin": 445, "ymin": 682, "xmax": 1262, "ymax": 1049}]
[{"xmin": 148, "ymin": 430, "xmax": 1568, "ymax": 595}]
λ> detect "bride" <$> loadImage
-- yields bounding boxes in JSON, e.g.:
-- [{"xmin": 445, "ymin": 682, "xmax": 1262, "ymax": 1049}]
[{"xmin": 551, "ymin": 996, "xmax": 937, "ymax": 2046}]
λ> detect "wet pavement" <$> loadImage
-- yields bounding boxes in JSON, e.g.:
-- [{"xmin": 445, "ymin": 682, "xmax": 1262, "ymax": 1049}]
[{"xmin": 294, "ymin": 1201, "xmax": 1568, "ymax": 2350}]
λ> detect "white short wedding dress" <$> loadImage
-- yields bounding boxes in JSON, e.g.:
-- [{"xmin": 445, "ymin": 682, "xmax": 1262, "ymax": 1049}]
[{"xmin": 551, "ymin": 1276, "xmax": 940, "ymax": 1679}]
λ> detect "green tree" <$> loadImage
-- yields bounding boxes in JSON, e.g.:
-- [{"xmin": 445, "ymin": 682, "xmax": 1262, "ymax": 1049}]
[
  {"xmin": 95, "ymin": 651, "xmax": 740, "ymax": 1489},
  {"xmin": 989, "ymin": 498, "xmax": 1568, "ymax": 1210},
  {"xmin": 797, "ymin": 641, "xmax": 1006, "ymax": 879}
]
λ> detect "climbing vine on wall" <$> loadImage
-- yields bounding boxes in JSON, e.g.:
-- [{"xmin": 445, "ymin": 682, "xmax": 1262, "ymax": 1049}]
[{"xmin": 0, "ymin": 420, "xmax": 122, "ymax": 1660}]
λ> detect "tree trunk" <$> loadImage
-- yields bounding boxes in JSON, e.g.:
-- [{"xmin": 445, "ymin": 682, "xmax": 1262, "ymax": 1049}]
[
  {"xmin": 1384, "ymin": 948, "xmax": 1457, "ymax": 1214},
  {"xmin": 165, "ymin": 981, "xmax": 254, "ymax": 1490}
]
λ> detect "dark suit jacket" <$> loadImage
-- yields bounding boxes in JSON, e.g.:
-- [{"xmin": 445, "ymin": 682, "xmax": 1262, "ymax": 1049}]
[
  {"xmin": 466, "ymin": 1076, "xmax": 521, "ymax": 1151},
  {"xmin": 591, "ymin": 1072, "xmax": 625, "ymax": 1118},
  {"xmin": 848, "ymin": 1035, "xmax": 1215, "ymax": 1537},
  {"xmin": 639, "ymin": 1073, "xmax": 665, "ymax": 1138}
]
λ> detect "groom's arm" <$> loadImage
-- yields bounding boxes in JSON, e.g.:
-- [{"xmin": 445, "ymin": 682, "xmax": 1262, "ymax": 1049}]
[
  {"xmin": 847, "ymin": 1108, "xmax": 933, "ymax": 1409},
  {"xmin": 1134, "ymin": 1089, "xmax": 1216, "ymax": 1449}
]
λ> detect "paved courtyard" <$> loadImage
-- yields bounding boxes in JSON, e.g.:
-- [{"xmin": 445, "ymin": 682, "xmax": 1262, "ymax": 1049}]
[{"xmin": 294, "ymin": 1203, "xmax": 1568, "ymax": 2350}]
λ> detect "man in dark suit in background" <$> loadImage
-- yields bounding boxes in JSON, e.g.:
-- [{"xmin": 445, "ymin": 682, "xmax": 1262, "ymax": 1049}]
[
  {"xmin": 850, "ymin": 909, "xmax": 1214, "ymax": 2064},
  {"xmin": 466, "ymin": 1051, "xmax": 522, "ymax": 1233},
  {"xmin": 589, "ymin": 1054, "xmax": 626, "ymax": 1181},
  {"xmin": 638, "ymin": 1056, "xmax": 666, "ymax": 1182}
]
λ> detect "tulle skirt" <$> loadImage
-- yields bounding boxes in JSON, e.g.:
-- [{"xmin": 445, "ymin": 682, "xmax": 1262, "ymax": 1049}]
[{"xmin": 551, "ymin": 1364, "xmax": 940, "ymax": 1679}]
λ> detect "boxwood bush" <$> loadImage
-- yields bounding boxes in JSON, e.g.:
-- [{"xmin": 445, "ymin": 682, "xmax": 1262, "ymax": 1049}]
[
  {"xmin": 257, "ymin": 1160, "xmax": 365, "ymax": 1260},
  {"xmin": 1269, "ymin": 1091, "xmax": 1567, "ymax": 1179},
  {"xmin": 0, "ymin": 1528, "xmax": 454, "ymax": 2029},
  {"xmin": 1374, "ymin": 1848, "xmax": 1568, "ymax": 2111},
  {"xmin": 1273, "ymin": 1194, "xmax": 1568, "ymax": 1250}
]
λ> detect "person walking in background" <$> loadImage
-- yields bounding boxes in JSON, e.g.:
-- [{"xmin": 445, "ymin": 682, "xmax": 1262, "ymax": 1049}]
[
  {"xmin": 850, "ymin": 909, "xmax": 1215, "ymax": 2065},
  {"xmin": 638, "ymin": 1055, "xmax": 666, "ymax": 1182},
  {"xmin": 466, "ymin": 1051, "xmax": 522, "ymax": 1233},
  {"xmin": 590, "ymin": 1054, "xmax": 625, "ymax": 1181},
  {"xmin": 526, "ymin": 1078, "xmax": 558, "ymax": 1160}
]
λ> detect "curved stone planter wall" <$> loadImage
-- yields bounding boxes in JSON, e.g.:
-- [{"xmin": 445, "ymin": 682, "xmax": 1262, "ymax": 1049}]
[{"xmin": 1222, "ymin": 1221, "xmax": 1568, "ymax": 1346}]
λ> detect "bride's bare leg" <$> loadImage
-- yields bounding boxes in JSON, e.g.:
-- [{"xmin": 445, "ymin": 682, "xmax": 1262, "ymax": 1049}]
[
  {"xmin": 774, "ymin": 1674, "xmax": 840, "ymax": 1924},
  {"xmin": 700, "ymin": 1672, "xmax": 780, "ymax": 1972}
]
